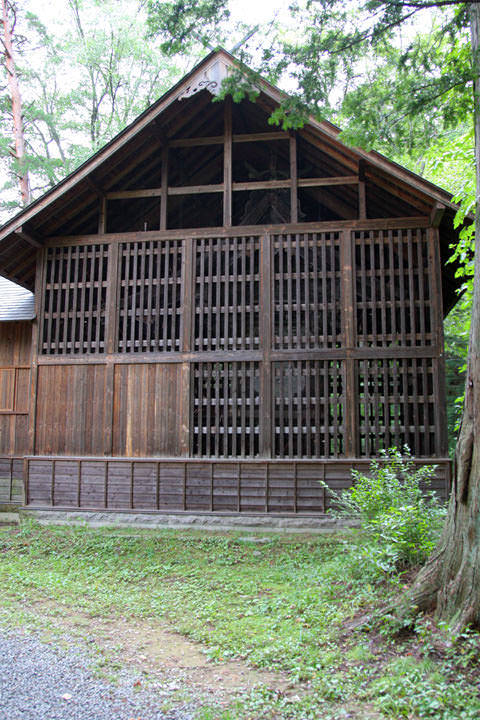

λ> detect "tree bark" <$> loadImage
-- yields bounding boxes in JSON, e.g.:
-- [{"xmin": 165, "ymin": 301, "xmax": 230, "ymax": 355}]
[
  {"xmin": 406, "ymin": 0, "xmax": 480, "ymax": 632},
  {"xmin": 1, "ymin": 0, "xmax": 30, "ymax": 206}
]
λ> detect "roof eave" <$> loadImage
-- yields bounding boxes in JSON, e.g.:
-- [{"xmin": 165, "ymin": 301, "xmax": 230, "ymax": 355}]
[{"xmin": 0, "ymin": 47, "xmax": 463, "ymax": 245}]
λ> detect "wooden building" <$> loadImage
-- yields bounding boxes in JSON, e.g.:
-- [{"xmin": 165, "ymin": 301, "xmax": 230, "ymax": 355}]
[{"xmin": 0, "ymin": 50, "xmax": 461, "ymax": 514}]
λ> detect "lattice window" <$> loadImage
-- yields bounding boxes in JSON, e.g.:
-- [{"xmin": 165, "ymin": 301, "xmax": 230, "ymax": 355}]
[
  {"xmin": 191, "ymin": 361, "xmax": 260, "ymax": 457},
  {"xmin": 358, "ymin": 358, "xmax": 436, "ymax": 457},
  {"xmin": 272, "ymin": 232, "xmax": 341, "ymax": 349},
  {"xmin": 273, "ymin": 360, "xmax": 344, "ymax": 458},
  {"xmin": 193, "ymin": 236, "xmax": 261, "ymax": 351},
  {"xmin": 355, "ymin": 229, "xmax": 433, "ymax": 347},
  {"xmin": 42, "ymin": 245, "xmax": 108, "ymax": 355},
  {"xmin": 117, "ymin": 240, "xmax": 183, "ymax": 353}
]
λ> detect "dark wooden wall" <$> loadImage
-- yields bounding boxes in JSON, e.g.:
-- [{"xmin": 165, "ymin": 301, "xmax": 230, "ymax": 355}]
[
  {"xmin": 30, "ymin": 222, "xmax": 447, "ymax": 464},
  {"xmin": 0, "ymin": 321, "xmax": 31, "ymax": 455},
  {"xmin": 19, "ymin": 101, "xmax": 451, "ymax": 513},
  {"xmin": 0, "ymin": 321, "xmax": 31, "ymax": 503},
  {"xmin": 26, "ymin": 457, "xmax": 451, "ymax": 511}
]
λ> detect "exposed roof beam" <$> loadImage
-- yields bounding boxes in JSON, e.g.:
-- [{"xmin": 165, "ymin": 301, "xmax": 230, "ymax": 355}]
[
  {"xmin": 14, "ymin": 226, "xmax": 42, "ymax": 248},
  {"xmin": 430, "ymin": 202, "xmax": 446, "ymax": 228}
]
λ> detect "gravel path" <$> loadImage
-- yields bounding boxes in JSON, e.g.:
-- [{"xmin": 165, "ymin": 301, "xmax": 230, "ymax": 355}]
[{"xmin": 0, "ymin": 631, "xmax": 196, "ymax": 720}]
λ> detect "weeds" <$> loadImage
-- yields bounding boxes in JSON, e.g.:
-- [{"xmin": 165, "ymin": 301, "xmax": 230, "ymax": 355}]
[
  {"xmin": 325, "ymin": 448, "xmax": 446, "ymax": 579},
  {"xmin": 0, "ymin": 521, "xmax": 479, "ymax": 719}
]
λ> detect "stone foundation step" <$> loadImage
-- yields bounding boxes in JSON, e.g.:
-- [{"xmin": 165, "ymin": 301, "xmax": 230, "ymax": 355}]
[
  {"xmin": 21, "ymin": 508, "xmax": 359, "ymax": 533},
  {"xmin": 0, "ymin": 512, "xmax": 19, "ymax": 526}
]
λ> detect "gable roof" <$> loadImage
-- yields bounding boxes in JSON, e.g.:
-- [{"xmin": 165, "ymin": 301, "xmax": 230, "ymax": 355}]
[{"xmin": 0, "ymin": 48, "xmax": 462, "ymax": 310}]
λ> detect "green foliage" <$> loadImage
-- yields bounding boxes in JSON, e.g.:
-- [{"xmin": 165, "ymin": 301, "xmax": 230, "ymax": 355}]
[
  {"xmin": 0, "ymin": 0, "xmax": 183, "ymax": 214},
  {"xmin": 369, "ymin": 655, "xmax": 480, "ymax": 719},
  {"xmin": 145, "ymin": 0, "xmax": 231, "ymax": 54},
  {"xmin": 326, "ymin": 449, "xmax": 446, "ymax": 578}
]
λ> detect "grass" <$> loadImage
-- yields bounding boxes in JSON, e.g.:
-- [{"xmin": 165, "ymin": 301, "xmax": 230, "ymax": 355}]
[{"xmin": 1, "ymin": 520, "xmax": 480, "ymax": 719}]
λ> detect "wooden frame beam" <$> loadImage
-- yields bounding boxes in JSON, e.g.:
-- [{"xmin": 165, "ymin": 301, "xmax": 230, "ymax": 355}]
[
  {"xmin": 358, "ymin": 160, "xmax": 367, "ymax": 220},
  {"xmin": 168, "ymin": 131, "xmax": 288, "ymax": 149},
  {"xmin": 13, "ymin": 227, "xmax": 42, "ymax": 248},
  {"xmin": 430, "ymin": 202, "xmax": 446, "ymax": 228},
  {"xmin": 290, "ymin": 132, "xmax": 298, "ymax": 224},
  {"xmin": 107, "ymin": 189, "xmax": 163, "ymax": 200},
  {"xmin": 102, "ymin": 176, "xmax": 360, "ymax": 202},
  {"xmin": 223, "ymin": 97, "xmax": 232, "ymax": 227},
  {"xmin": 47, "ymin": 216, "xmax": 431, "ymax": 247},
  {"xmin": 168, "ymin": 184, "xmax": 224, "ymax": 196}
]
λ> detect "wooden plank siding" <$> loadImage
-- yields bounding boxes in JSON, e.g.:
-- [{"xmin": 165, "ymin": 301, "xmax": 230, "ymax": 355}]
[
  {"xmin": 30, "ymin": 225, "xmax": 447, "ymax": 467},
  {"xmin": 0, "ymin": 321, "xmax": 32, "ymax": 504},
  {"xmin": 112, "ymin": 363, "xmax": 188, "ymax": 457},
  {"xmin": 17, "ymin": 103, "xmax": 450, "ymax": 513},
  {"xmin": 24, "ymin": 456, "xmax": 452, "ymax": 512}
]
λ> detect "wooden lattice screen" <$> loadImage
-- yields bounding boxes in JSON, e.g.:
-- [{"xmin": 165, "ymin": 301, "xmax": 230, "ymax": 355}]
[
  {"xmin": 358, "ymin": 357, "xmax": 436, "ymax": 456},
  {"xmin": 191, "ymin": 361, "xmax": 260, "ymax": 457},
  {"xmin": 272, "ymin": 232, "xmax": 341, "ymax": 349},
  {"xmin": 117, "ymin": 240, "xmax": 183, "ymax": 353},
  {"xmin": 354, "ymin": 229, "xmax": 433, "ymax": 347},
  {"xmin": 193, "ymin": 236, "xmax": 260, "ymax": 351},
  {"xmin": 39, "ymin": 225, "xmax": 445, "ymax": 460},
  {"xmin": 41, "ymin": 245, "xmax": 108, "ymax": 354},
  {"xmin": 273, "ymin": 360, "xmax": 344, "ymax": 458}
]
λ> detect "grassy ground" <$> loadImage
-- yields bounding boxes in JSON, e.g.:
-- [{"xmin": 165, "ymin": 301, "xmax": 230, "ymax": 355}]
[{"xmin": 0, "ymin": 521, "xmax": 479, "ymax": 719}]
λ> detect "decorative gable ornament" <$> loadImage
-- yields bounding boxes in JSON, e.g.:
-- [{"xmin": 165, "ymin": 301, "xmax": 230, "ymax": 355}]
[{"xmin": 177, "ymin": 57, "xmax": 232, "ymax": 100}]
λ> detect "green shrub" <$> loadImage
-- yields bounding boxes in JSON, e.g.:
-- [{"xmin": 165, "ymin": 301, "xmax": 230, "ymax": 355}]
[{"xmin": 326, "ymin": 448, "xmax": 447, "ymax": 579}]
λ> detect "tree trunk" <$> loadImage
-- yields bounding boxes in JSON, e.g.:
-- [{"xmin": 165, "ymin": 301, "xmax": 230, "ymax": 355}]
[
  {"xmin": 406, "ymin": 1, "xmax": 480, "ymax": 632},
  {"xmin": 1, "ymin": 0, "xmax": 30, "ymax": 206}
]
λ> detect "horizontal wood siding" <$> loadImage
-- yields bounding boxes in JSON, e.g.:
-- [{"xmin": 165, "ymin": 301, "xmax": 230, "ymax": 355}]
[
  {"xmin": 25, "ymin": 456, "xmax": 452, "ymax": 511},
  {"xmin": 0, "ymin": 457, "xmax": 24, "ymax": 504}
]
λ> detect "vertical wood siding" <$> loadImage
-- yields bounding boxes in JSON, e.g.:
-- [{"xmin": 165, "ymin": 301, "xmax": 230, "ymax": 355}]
[
  {"xmin": 35, "ymin": 364, "xmax": 108, "ymax": 454},
  {"xmin": 0, "ymin": 321, "xmax": 32, "ymax": 503},
  {"xmin": 112, "ymin": 363, "xmax": 188, "ymax": 456}
]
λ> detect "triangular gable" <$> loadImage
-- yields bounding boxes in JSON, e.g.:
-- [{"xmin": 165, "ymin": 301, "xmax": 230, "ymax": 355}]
[{"xmin": 0, "ymin": 48, "xmax": 462, "ymax": 305}]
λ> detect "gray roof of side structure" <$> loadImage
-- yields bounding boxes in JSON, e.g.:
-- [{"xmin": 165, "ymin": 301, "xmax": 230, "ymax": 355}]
[{"xmin": 0, "ymin": 276, "xmax": 35, "ymax": 321}]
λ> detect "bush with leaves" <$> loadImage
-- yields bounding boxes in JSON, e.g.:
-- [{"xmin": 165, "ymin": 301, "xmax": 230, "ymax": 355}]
[{"xmin": 326, "ymin": 449, "xmax": 447, "ymax": 580}]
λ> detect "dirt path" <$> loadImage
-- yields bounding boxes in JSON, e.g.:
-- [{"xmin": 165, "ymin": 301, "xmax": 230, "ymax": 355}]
[{"xmin": 20, "ymin": 599, "xmax": 292, "ymax": 711}]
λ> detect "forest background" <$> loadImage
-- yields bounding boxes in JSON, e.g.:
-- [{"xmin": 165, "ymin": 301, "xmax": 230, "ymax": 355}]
[{"xmin": 0, "ymin": 0, "xmax": 471, "ymax": 452}]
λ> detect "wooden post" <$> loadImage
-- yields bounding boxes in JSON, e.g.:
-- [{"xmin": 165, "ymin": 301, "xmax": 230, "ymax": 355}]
[
  {"xmin": 223, "ymin": 97, "xmax": 232, "ymax": 228},
  {"xmin": 98, "ymin": 196, "xmax": 107, "ymax": 234},
  {"xmin": 181, "ymin": 238, "xmax": 194, "ymax": 352},
  {"xmin": 28, "ymin": 248, "xmax": 45, "ymax": 457},
  {"xmin": 180, "ymin": 238, "xmax": 194, "ymax": 458},
  {"xmin": 428, "ymin": 227, "xmax": 448, "ymax": 455},
  {"xmin": 161, "ymin": 145, "xmax": 168, "ymax": 230},
  {"xmin": 260, "ymin": 232, "xmax": 272, "ymax": 457},
  {"xmin": 358, "ymin": 160, "xmax": 367, "ymax": 220},
  {"xmin": 104, "ymin": 236, "xmax": 119, "ymax": 456},
  {"xmin": 341, "ymin": 229, "xmax": 358, "ymax": 457},
  {"xmin": 290, "ymin": 132, "xmax": 298, "ymax": 224}
]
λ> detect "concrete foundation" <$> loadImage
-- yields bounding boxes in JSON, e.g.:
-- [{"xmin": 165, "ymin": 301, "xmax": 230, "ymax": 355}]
[{"xmin": 21, "ymin": 508, "xmax": 359, "ymax": 533}]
